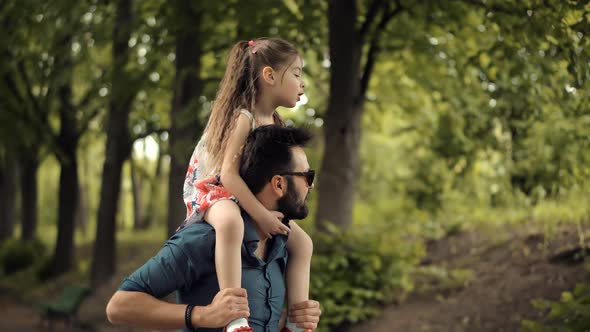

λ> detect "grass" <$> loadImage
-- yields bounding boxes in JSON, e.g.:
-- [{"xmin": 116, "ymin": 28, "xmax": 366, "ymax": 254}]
[{"xmin": 0, "ymin": 224, "xmax": 167, "ymax": 303}]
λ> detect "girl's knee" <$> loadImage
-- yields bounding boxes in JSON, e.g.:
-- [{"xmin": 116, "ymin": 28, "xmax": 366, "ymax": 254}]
[
  {"xmin": 301, "ymin": 231, "xmax": 313, "ymax": 257},
  {"xmin": 214, "ymin": 216, "xmax": 244, "ymax": 240},
  {"xmin": 206, "ymin": 202, "xmax": 244, "ymax": 242},
  {"xmin": 290, "ymin": 227, "xmax": 313, "ymax": 258}
]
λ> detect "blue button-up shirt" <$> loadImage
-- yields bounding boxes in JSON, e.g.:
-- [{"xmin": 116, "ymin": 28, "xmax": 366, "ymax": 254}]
[{"xmin": 119, "ymin": 213, "xmax": 289, "ymax": 332}]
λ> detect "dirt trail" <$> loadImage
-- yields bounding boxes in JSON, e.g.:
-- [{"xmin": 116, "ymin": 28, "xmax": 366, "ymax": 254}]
[{"xmin": 354, "ymin": 223, "xmax": 589, "ymax": 332}]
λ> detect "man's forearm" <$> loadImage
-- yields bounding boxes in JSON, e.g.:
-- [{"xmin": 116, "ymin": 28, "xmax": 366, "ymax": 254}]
[{"xmin": 106, "ymin": 290, "xmax": 206, "ymax": 330}]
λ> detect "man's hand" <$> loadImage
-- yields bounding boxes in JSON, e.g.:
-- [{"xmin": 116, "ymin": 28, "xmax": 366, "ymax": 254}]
[
  {"xmin": 194, "ymin": 288, "xmax": 250, "ymax": 328},
  {"xmin": 287, "ymin": 300, "xmax": 321, "ymax": 330}
]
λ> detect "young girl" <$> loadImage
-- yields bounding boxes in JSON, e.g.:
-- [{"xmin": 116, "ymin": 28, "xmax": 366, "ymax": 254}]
[{"xmin": 179, "ymin": 38, "xmax": 313, "ymax": 332}]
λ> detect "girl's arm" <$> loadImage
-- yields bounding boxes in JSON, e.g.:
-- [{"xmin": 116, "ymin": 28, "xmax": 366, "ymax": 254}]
[{"xmin": 219, "ymin": 113, "xmax": 290, "ymax": 237}]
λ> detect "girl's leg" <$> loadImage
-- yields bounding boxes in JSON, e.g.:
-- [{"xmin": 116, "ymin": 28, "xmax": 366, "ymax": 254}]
[
  {"xmin": 205, "ymin": 199, "xmax": 244, "ymax": 290},
  {"xmin": 284, "ymin": 221, "xmax": 313, "ymax": 332},
  {"xmin": 205, "ymin": 200, "xmax": 251, "ymax": 332}
]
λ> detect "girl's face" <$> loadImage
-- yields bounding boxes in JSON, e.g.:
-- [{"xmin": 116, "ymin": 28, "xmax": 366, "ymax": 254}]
[{"xmin": 274, "ymin": 56, "xmax": 305, "ymax": 108}]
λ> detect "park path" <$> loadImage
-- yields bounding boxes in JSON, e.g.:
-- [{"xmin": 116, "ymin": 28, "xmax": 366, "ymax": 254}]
[{"xmin": 353, "ymin": 222, "xmax": 588, "ymax": 332}]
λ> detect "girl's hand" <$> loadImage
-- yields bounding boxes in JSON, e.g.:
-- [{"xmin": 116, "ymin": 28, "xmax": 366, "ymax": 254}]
[{"xmin": 257, "ymin": 210, "xmax": 290, "ymax": 239}]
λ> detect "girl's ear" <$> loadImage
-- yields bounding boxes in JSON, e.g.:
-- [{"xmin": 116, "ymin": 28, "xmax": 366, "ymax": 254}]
[{"xmin": 261, "ymin": 66, "xmax": 275, "ymax": 86}]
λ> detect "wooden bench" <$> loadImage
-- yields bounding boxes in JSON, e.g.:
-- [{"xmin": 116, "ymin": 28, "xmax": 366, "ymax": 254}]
[{"xmin": 37, "ymin": 285, "xmax": 92, "ymax": 331}]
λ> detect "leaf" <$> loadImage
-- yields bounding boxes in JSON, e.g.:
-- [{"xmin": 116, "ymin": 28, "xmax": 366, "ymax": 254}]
[{"xmin": 281, "ymin": 0, "xmax": 303, "ymax": 20}]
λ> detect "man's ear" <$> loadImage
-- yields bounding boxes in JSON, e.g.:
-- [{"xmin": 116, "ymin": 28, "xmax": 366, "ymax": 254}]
[
  {"xmin": 261, "ymin": 66, "xmax": 275, "ymax": 85},
  {"xmin": 270, "ymin": 175, "xmax": 286, "ymax": 197}
]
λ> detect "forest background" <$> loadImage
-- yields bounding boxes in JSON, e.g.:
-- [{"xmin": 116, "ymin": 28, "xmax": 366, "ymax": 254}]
[{"xmin": 1, "ymin": 0, "xmax": 589, "ymax": 331}]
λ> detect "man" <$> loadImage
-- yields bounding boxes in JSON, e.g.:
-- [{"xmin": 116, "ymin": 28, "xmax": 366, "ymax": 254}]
[{"xmin": 106, "ymin": 126, "xmax": 321, "ymax": 332}]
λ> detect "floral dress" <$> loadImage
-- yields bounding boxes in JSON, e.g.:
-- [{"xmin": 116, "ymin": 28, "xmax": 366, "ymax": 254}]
[{"xmin": 176, "ymin": 109, "xmax": 256, "ymax": 231}]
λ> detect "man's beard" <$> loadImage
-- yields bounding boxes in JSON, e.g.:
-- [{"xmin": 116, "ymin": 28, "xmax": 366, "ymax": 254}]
[{"xmin": 277, "ymin": 177, "xmax": 309, "ymax": 220}]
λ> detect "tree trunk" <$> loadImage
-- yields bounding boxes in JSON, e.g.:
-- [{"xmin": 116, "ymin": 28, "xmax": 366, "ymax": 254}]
[
  {"xmin": 508, "ymin": 120, "xmax": 532, "ymax": 195},
  {"xmin": 50, "ymin": 146, "xmax": 79, "ymax": 276},
  {"xmin": 130, "ymin": 157, "xmax": 146, "ymax": 230},
  {"xmin": 90, "ymin": 0, "xmax": 134, "ymax": 287},
  {"xmin": 46, "ymin": 27, "xmax": 83, "ymax": 277},
  {"xmin": 166, "ymin": 1, "xmax": 203, "ymax": 237},
  {"xmin": 146, "ymin": 141, "xmax": 162, "ymax": 228},
  {"xmin": 77, "ymin": 142, "xmax": 90, "ymax": 236},
  {"xmin": 20, "ymin": 154, "xmax": 39, "ymax": 241},
  {"xmin": 76, "ymin": 180, "xmax": 89, "ymax": 237},
  {"xmin": 0, "ymin": 156, "xmax": 17, "ymax": 242},
  {"xmin": 315, "ymin": 0, "xmax": 364, "ymax": 231}
]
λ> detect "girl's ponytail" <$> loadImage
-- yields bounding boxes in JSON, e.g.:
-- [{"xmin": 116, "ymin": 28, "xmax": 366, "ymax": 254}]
[{"xmin": 203, "ymin": 38, "xmax": 299, "ymax": 171}]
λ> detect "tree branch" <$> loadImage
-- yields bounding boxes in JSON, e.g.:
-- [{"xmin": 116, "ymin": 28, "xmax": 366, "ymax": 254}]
[
  {"xmin": 0, "ymin": 97, "xmax": 31, "ymax": 126},
  {"xmin": 2, "ymin": 66, "xmax": 55, "ymax": 146},
  {"xmin": 17, "ymin": 61, "xmax": 43, "ymax": 115},
  {"xmin": 2, "ymin": 70, "xmax": 51, "ymax": 136},
  {"xmin": 77, "ymin": 106, "xmax": 105, "ymax": 138},
  {"xmin": 77, "ymin": 68, "xmax": 107, "ymax": 109},
  {"xmin": 359, "ymin": 0, "xmax": 384, "ymax": 42},
  {"xmin": 461, "ymin": 0, "xmax": 552, "ymax": 15},
  {"xmin": 360, "ymin": 0, "xmax": 404, "ymax": 98},
  {"xmin": 2, "ymin": 72, "xmax": 27, "ymax": 110},
  {"xmin": 125, "ymin": 57, "xmax": 162, "ymax": 107},
  {"xmin": 131, "ymin": 128, "xmax": 168, "ymax": 142}
]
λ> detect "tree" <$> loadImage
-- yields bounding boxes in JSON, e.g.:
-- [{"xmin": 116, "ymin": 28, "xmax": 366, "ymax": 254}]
[
  {"xmin": 130, "ymin": 156, "xmax": 147, "ymax": 230},
  {"xmin": 49, "ymin": 32, "xmax": 81, "ymax": 275},
  {"xmin": 165, "ymin": 1, "xmax": 204, "ymax": 237},
  {"xmin": 313, "ymin": 0, "xmax": 590, "ymax": 229},
  {"xmin": 30, "ymin": 1, "xmax": 110, "ymax": 277},
  {"xmin": 90, "ymin": 0, "xmax": 168, "ymax": 285},
  {"xmin": 0, "ymin": 145, "xmax": 17, "ymax": 242},
  {"xmin": 0, "ymin": 0, "xmax": 52, "ymax": 242},
  {"xmin": 91, "ymin": 0, "xmax": 136, "ymax": 287},
  {"xmin": 316, "ymin": 0, "xmax": 404, "ymax": 230},
  {"xmin": 1, "ymin": 1, "xmax": 107, "ymax": 252}
]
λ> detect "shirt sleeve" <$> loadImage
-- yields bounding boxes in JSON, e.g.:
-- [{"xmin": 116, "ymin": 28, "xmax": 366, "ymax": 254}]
[{"xmin": 119, "ymin": 226, "xmax": 216, "ymax": 298}]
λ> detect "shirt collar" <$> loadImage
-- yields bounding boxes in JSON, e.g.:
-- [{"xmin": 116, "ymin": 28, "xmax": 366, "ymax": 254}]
[
  {"xmin": 241, "ymin": 211, "xmax": 289, "ymax": 265},
  {"xmin": 242, "ymin": 212, "xmax": 260, "ymax": 243}
]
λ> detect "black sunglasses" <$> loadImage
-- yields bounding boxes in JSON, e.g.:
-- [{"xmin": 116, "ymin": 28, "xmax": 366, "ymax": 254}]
[{"xmin": 276, "ymin": 170, "xmax": 315, "ymax": 187}]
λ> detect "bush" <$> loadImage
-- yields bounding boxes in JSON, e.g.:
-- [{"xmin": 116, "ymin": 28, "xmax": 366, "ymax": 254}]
[
  {"xmin": 35, "ymin": 255, "xmax": 55, "ymax": 281},
  {"xmin": 521, "ymin": 284, "xmax": 590, "ymax": 332},
  {"xmin": 411, "ymin": 265, "xmax": 474, "ymax": 295},
  {"xmin": 0, "ymin": 238, "xmax": 46, "ymax": 275},
  {"xmin": 310, "ymin": 224, "xmax": 423, "ymax": 330}
]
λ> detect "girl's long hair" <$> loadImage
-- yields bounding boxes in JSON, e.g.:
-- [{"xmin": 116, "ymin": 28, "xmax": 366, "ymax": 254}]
[{"xmin": 203, "ymin": 38, "xmax": 298, "ymax": 171}]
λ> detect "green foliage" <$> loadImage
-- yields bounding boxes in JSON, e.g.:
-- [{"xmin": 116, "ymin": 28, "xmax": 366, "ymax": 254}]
[
  {"xmin": 522, "ymin": 284, "xmax": 590, "ymax": 332},
  {"xmin": 411, "ymin": 266, "xmax": 475, "ymax": 295},
  {"xmin": 356, "ymin": 0, "xmax": 590, "ymax": 222},
  {"xmin": 1, "ymin": 0, "xmax": 589, "ymax": 329},
  {"xmin": 310, "ymin": 224, "xmax": 423, "ymax": 330},
  {"xmin": 0, "ymin": 239, "xmax": 46, "ymax": 275},
  {"xmin": 34, "ymin": 255, "xmax": 56, "ymax": 282}
]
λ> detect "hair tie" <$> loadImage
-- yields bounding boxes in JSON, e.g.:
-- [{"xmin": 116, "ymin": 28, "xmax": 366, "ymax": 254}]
[{"xmin": 248, "ymin": 40, "xmax": 257, "ymax": 54}]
